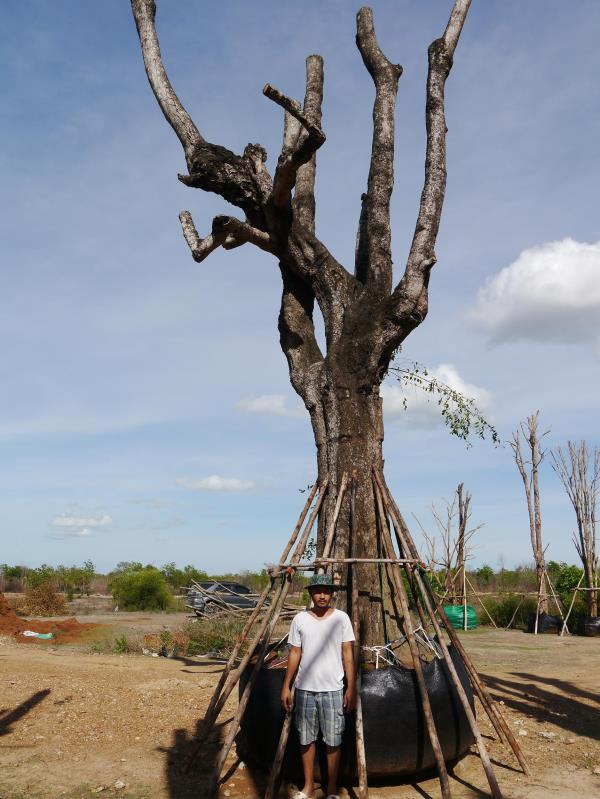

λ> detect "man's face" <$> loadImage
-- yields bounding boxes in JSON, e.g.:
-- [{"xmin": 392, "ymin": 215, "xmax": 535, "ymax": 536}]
[{"xmin": 310, "ymin": 587, "xmax": 333, "ymax": 608}]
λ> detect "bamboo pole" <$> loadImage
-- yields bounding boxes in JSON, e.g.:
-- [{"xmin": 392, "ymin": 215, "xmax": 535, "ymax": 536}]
[
  {"xmin": 319, "ymin": 472, "xmax": 349, "ymax": 574},
  {"xmin": 189, "ymin": 481, "xmax": 320, "ymax": 753},
  {"xmin": 534, "ymin": 568, "xmax": 542, "ymax": 634},
  {"xmin": 463, "ymin": 564, "xmax": 468, "ymax": 632},
  {"xmin": 374, "ymin": 479, "xmax": 503, "ymax": 799},
  {"xmin": 264, "ymin": 476, "xmax": 344, "ymax": 799},
  {"xmin": 372, "ymin": 482, "xmax": 452, "ymax": 799},
  {"xmin": 350, "ymin": 474, "xmax": 369, "ymax": 799},
  {"xmin": 375, "ymin": 471, "xmax": 531, "ymax": 777},
  {"xmin": 213, "ymin": 478, "xmax": 330, "ymax": 787},
  {"xmin": 505, "ymin": 596, "xmax": 525, "ymax": 631},
  {"xmin": 545, "ymin": 570, "xmax": 566, "ymax": 622},
  {"xmin": 270, "ymin": 557, "xmax": 419, "ymax": 574},
  {"xmin": 561, "ymin": 573, "xmax": 585, "ymax": 636},
  {"xmin": 465, "ymin": 574, "xmax": 498, "ymax": 629}
]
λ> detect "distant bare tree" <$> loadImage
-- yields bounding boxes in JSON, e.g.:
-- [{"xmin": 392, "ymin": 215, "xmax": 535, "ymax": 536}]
[
  {"xmin": 130, "ymin": 0, "xmax": 472, "ymax": 643},
  {"xmin": 417, "ymin": 483, "xmax": 481, "ymax": 603},
  {"xmin": 551, "ymin": 441, "xmax": 599, "ymax": 617},
  {"xmin": 510, "ymin": 412, "xmax": 550, "ymax": 613}
]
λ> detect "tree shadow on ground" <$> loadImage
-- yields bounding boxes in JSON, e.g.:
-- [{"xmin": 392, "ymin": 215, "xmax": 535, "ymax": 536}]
[
  {"xmin": 482, "ymin": 672, "xmax": 599, "ymax": 741},
  {"xmin": 161, "ymin": 718, "xmax": 261, "ymax": 799},
  {"xmin": 0, "ymin": 689, "xmax": 50, "ymax": 736}
]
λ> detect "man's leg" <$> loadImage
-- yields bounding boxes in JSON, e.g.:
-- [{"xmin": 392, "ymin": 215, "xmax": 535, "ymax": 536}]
[
  {"xmin": 319, "ymin": 690, "xmax": 345, "ymax": 797},
  {"xmin": 300, "ymin": 742, "xmax": 316, "ymax": 797},
  {"xmin": 325, "ymin": 744, "xmax": 341, "ymax": 796},
  {"xmin": 295, "ymin": 690, "xmax": 318, "ymax": 797}
]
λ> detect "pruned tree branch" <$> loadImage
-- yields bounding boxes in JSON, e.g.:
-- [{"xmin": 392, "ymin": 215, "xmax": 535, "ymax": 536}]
[
  {"xmin": 179, "ymin": 212, "xmax": 276, "ymax": 263},
  {"xmin": 293, "ymin": 55, "xmax": 324, "ymax": 233},
  {"xmin": 131, "ymin": 0, "xmax": 269, "ymax": 219},
  {"xmin": 179, "ymin": 211, "xmax": 224, "ymax": 263},
  {"xmin": 264, "ymin": 78, "xmax": 326, "ymax": 209},
  {"xmin": 131, "ymin": 0, "xmax": 202, "ymax": 162},
  {"xmin": 355, "ymin": 7, "xmax": 402, "ymax": 292},
  {"xmin": 384, "ymin": 0, "xmax": 471, "ymax": 342}
]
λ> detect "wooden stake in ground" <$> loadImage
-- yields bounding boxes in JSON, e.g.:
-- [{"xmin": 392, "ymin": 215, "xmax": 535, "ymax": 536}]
[
  {"xmin": 188, "ymin": 480, "xmax": 320, "ymax": 760},
  {"xmin": 211, "ymin": 478, "xmax": 330, "ymax": 789},
  {"xmin": 374, "ymin": 470, "xmax": 531, "ymax": 778},
  {"xmin": 264, "ymin": 476, "xmax": 346, "ymax": 799},
  {"xmin": 373, "ymin": 478, "xmax": 502, "ymax": 799},
  {"xmin": 372, "ymin": 481, "xmax": 452, "ymax": 799},
  {"xmin": 349, "ymin": 473, "xmax": 369, "ymax": 799}
]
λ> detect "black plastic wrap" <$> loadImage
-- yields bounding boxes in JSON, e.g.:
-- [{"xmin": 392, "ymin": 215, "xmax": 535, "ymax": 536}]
[
  {"xmin": 526, "ymin": 612, "xmax": 562, "ymax": 634},
  {"xmin": 236, "ymin": 644, "xmax": 475, "ymax": 780},
  {"xmin": 579, "ymin": 616, "xmax": 600, "ymax": 636}
]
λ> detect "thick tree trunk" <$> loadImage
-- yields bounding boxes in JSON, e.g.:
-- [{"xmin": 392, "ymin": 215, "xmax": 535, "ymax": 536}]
[{"xmin": 308, "ymin": 371, "xmax": 388, "ymax": 646}]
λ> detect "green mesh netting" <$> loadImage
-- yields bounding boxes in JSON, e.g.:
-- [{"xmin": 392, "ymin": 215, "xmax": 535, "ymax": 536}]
[{"xmin": 443, "ymin": 604, "xmax": 478, "ymax": 630}]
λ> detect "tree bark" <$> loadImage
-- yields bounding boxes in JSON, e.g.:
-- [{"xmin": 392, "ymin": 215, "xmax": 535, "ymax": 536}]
[{"xmin": 299, "ymin": 365, "xmax": 386, "ymax": 642}]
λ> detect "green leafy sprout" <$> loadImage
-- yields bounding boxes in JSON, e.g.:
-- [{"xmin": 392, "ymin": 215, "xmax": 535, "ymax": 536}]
[{"xmin": 388, "ymin": 360, "xmax": 500, "ymax": 447}]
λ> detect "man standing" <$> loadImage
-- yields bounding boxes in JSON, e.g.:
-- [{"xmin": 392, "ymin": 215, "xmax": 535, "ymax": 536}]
[{"xmin": 281, "ymin": 573, "xmax": 357, "ymax": 799}]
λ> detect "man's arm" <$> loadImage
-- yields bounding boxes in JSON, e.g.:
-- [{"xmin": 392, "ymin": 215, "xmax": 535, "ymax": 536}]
[
  {"xmin": 342, "ymin": 641, "xmax": 356, "ymax": 712},
  {"xmin": 281, "ymin": 644, "xmax": 302, "ymax": 712}
]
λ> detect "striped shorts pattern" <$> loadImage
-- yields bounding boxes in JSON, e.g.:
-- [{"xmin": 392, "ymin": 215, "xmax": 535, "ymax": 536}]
[{"xmin": 294, "ymin": 689, "xmax": 345, "ymax": 747}]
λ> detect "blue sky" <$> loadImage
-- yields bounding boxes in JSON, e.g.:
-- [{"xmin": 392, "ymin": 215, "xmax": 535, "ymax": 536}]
[{"xmin": 1, "ymin": 1, "xmax": 599, "ymax": 574}]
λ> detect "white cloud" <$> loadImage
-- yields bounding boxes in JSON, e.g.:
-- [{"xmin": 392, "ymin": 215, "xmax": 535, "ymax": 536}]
[
  {"xmin": 470, "ymin": 238, "xmax": 600, "ymax": 343},
  {"xmin": 382, "ymin": 364, "xmax": 492, "ymax": 429},
  {"xmin": 49, "ymin": 513, "xmax": 112, "ymax": 540},
  {"xmin": 176, "ymin": 475, "xmax": 256, "ymax": 492},
  {"xmin": 52, "ymin": 513, "xmax": 112, "ymax": 529},
  {"xmin": 236, "ymin": 394, "xmax": 304, "ymax": 419},
  {"xmin": 49, "ymin": 527, "xmax": 92, "ymax": 540}
]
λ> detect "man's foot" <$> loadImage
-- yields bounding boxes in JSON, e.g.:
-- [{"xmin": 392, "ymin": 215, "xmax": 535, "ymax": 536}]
[{"xmin": 293, "ymin": 792, "xmax": 314, "ymax": 799}]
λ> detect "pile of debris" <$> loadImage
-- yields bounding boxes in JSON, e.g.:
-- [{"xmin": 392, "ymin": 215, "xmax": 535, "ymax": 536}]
[{"xmin": 184, "ymin": 579, "xmax": 299, "ymax": 621}]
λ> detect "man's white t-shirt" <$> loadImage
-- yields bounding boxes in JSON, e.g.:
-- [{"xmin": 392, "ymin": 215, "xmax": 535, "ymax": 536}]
[{"xmin": 288, "ymin": 608, "xmax": 355, "ymax": 692}]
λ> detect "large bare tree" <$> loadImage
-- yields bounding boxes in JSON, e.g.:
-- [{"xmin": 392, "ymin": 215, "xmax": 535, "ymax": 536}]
[
  {"xmin": 510, "ymin": 412, "xmax": 550, "ymax": 614},
  {"xmin": 552, "ymin": 441, "xmax": 599, "ymax": 617},
  {"xmin": 130, "ymin": 0, "xmax": 471, "ymax": 644}
]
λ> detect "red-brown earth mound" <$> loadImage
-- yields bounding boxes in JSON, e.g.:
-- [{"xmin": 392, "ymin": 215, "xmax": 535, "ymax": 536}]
[{"xmin": 0, "ymin": 591, "xmax": 99, "ymax": 643}]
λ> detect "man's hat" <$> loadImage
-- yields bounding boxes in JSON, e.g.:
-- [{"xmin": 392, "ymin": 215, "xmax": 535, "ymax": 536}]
[{"xmin": 306, "ymin": 573, "xmax": 338, "ymax": 591}]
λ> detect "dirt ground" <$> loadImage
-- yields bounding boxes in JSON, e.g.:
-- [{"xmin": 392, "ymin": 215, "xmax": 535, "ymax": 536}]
[{"xmin": 1, "ymin": 618, "xmax": 599, "ymax": 799}]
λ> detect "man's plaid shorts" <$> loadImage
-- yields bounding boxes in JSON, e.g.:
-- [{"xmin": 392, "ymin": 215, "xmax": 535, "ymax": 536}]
[{"xmin": 294, "ymin": 688, "xmax": 345, "ymax": 747}]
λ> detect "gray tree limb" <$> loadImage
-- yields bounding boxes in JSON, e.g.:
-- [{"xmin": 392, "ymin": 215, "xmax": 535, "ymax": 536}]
[
  {"xmin": 293, "ymin": 55, "xmax": 324, "ymax": 233},
  {"xmin": 264, "ymin": 80, "xmax": 326, "ymax": 209},
  {"xmin": 383, "ymin": 0, "xmax": 472, "ymax": 346},
  {"xmin": 355, "ymin": 7, "xmax": 402, "ymax": 293},
  {"xmin": 130, "ymin": 0, "xmax": 202, "ymax": 162}
]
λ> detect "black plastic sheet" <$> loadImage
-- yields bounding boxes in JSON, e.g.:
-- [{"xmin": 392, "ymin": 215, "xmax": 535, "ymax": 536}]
[{"xmin": 237, "ymin": 644, "xmax": 475, "ymax": 780}]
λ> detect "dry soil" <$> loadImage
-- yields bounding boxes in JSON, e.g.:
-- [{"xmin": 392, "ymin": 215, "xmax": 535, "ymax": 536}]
[{"xmin": 0, "ymin": 619, "xmax": 599, "ymax": 799}]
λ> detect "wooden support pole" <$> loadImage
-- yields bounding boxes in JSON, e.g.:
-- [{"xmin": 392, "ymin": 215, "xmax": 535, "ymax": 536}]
[
  {"xmin": 465, "ymin": 574, "xmax": 498, "ymax": 629},
  {"xmin": 545, "ymin": 570, "xmax": 566, "ymax": 623},
  {"xmin": 372, "ymin": 481, "xmax": 452, "ymax": 799},
  {"xmin": 213, "ymin": 478, "xmax": 330, "ymax": 788},
  {"xmin": 374, "ymin": 471, "xmax": 531, "ymax": 778},
  {"xmin": 505, "ymin": 596, "xmax": 525, "ymax": 631},
  {"xmin": 350, "ymin": 474, "xmax": 369, "ymax": 799},
  {"xmin": 319, "ymin": 471, "xmax": 349, "ymax": 574},
  {"xmin": 561, "ymin": 573, "xmax": 585, "ymax": 636},
  {"xmin": 265, "ymin": 476, "xmax": 342, "ymax": 799},
  {"xmin": 197, "ymin": 481, "xmax": 320, "ymax": 740},
  {"xmin": 374, "ymin": 479, "xmax": 503, "ymax": 799}
]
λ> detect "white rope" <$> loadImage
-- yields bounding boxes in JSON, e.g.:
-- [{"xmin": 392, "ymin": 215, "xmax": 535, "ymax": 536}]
[{"xmin": 361, "ymin": 626, "xmax": 442, "ymax": 667}]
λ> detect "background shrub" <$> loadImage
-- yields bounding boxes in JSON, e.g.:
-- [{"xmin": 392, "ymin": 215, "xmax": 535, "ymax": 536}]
[
  {"xmin": 110, "ymin": 567, "xmax": 173, "ymax": 611},
  {"xmin": 18, "ymin": 581, "xmax": 68, "ymax": 616}
]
